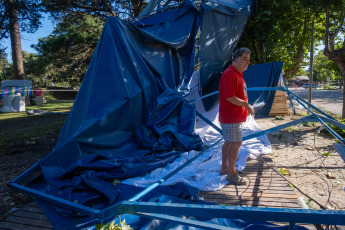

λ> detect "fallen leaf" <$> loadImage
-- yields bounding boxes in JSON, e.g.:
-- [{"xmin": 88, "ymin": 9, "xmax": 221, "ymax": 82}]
[
  {"xmin": 3, "ymin": 196, "xmax": 12, "ymax": 201},
  {"xmin": 326, "ymin": 173, "xmax": 335, "ymax": 179}
]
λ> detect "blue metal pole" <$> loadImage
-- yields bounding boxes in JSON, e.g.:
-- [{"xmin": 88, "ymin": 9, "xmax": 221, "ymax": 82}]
[
  {"xmin": 196, "ymin": 110, "xmax": 222, "ymax": 134},
  {"xmin": 242, "ymin": 116, "xmax": 313, "ymax": 141},
  {"xmin": 10, "ymin": 182, "xmax": 100, "ymax": 215},
  {"xmin": 137, "ymin": 212, "xmax": 237, "ymax": 230},
  {"xmin": 317, "ymin": 114, "xmax": 345, "ymax": 130},
  {"xmin": 187, "ymin": 87, "xmax": 285, "ymax": 104},
  {"xmin": 293, "ymin": 96, "xmax": 345, "ymax": 145},
  {"xmin": 281, "ymin": 75, "xmax": 296, "ymax": 115},
  {"xmin": 285, "ymin": 88, "xmax": 336, "ymax": 121},
  {"xmin": 11, "ymin": 162, "xmax": 40, "ymax": 184},
  {"xmin": 99, "ymin": 201, "xmax": 345, "ymax": 226},
  {"xmin": 187, "ymin": 91, "xmax": 219, "ymax": 103},
  {"xmin": 246, "ymin": 86, "xmax": 285, "ymax": 91}
]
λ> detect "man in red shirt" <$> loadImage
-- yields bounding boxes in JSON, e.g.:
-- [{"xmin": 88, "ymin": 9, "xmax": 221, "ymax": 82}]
[{"xmin": 219, "ymin": 47, "xmax": 254, "ymax": 185}]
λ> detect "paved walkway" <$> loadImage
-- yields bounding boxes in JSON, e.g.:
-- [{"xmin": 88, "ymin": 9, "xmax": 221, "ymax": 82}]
[{"xmin": 288, "ymin": 87, "xmax": 343, "ymax": 116}]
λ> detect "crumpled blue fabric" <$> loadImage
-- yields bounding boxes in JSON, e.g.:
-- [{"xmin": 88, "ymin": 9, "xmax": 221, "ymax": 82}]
[{"xmin": 135, "ymin": 89, "xmax": 203, "ymax": 152}]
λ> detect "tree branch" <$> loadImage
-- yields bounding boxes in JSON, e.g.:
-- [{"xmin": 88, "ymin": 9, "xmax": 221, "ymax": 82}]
[
  {"xmin": 329, "ymin": 11, "xmax": 344, "ymax": 52},
  {"xmin": 0, "ymin": 28, "xmax": 10, "ymax": 40},
  {"xmin": 101, "ymin": 0, "xmax": 116, "ymax": 17}
]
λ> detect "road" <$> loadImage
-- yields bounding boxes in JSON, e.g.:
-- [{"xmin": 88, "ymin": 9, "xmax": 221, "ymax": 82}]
[{"xmin": 286, "ymin": 87, "xmax": 343, "ymax": 116}]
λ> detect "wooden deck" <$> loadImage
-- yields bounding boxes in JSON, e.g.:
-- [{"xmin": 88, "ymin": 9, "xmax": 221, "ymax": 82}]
[
  {"xmin": 0, "ymin": 202, "xmax": 53, "ymax": 230},
  {"xmin": 0, "ymin": 155, "xmax": 306, "ymax": 230},
  {"xmin": 200, "ymin": 155, "xmax": 301, "ymax": 208}
]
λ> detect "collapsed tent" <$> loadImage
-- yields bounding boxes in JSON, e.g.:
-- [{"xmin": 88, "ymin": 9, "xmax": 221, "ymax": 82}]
[
  {"xmin": 9, "ymin": 0, "xmax": 309, "ymax": 229},
  {"xmin": 27, "ymin": 2, "xmax": 203, "ymax": 228}
]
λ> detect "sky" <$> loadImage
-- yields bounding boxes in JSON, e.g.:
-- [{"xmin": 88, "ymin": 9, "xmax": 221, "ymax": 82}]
[{"xmin": 1, "ymin": 16, "xmax": 55, "ymax": 62}]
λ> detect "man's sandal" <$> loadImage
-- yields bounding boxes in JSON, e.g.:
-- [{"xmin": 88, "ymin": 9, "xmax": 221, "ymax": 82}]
[{"xmin": 226, "ymin": 173, "xmax": 246, "ymax": 185}]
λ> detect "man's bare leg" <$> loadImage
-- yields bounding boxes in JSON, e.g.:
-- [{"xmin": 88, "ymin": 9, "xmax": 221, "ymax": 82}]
[
  {"xmin": 221, "ymin": 141, "xmax": 231, "ymax": 174},
  {"xmin": 227, "ymin": 141, "xmax": 242, "ymax": 177}
]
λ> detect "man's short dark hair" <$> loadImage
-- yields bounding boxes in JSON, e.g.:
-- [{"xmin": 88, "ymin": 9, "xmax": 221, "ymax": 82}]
[{"xmin": 232, "ymin": 47, "xmax": 251, "ymax": 62}]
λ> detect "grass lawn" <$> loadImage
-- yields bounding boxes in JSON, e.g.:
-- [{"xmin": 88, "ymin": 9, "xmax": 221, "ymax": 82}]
[{"xmin": 0, "ymin": 100, "xmax": 74, "ymax": 146}]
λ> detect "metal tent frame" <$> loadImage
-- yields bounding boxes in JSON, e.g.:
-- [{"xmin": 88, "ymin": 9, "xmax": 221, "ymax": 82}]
[{"xmin": 10, "ymin": 76, "xmax": 345, "ymax": 229}]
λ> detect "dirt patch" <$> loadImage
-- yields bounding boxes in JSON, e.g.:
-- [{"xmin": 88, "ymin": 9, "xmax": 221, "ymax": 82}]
[
  {"xmin": 0, "ymin": 135, "xmax": 57, "ymax": 218},
  {"xmin": 256, "ymin": 113, "xmax": 345, "ymax": 211},
  {"xmin": 0, "ymin": 111, "xmax": 344, "ymax": 222},
  {"xmin": 0, "ymin": 114, "xmax": 66, "ymax": 220}
]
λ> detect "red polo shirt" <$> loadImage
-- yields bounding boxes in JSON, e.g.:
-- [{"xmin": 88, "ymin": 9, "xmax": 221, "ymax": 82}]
[{"xmin": 219, "ymin": 65, "xmax": 248, "ymax": 124}]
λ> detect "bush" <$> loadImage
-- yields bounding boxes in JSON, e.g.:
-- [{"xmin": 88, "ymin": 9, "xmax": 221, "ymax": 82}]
[
  {"xmin": 323, "ymin": 84, "xmax": 338, "ymax": 90},
  {"xmin": 321, "ymin": 119, "xmax": 345, "ymax": 138}
]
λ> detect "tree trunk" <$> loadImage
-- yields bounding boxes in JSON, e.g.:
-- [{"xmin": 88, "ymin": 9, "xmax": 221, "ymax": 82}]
[
  {"xmin": 323, "ymin": 5, "xmax": 345, "ymax": 119},
  {"xmin": 336, "ymin": 63, "xmax": 345, "ymax": 119},
  {"xmin": 343, "ymin": 70, "xmax": 345, "ymax": 119},
  {"xmin": 8, "ymin": 0, "xmax": 24, "ymax": 79},
  {"xmin": 261, "ymin": 43, "xmax": 266, "ymax": 63}
]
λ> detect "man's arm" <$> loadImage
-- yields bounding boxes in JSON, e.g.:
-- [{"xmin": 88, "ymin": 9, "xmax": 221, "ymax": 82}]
[{"xmin": 226, "ymin": 96, "xmax": 255, "ymax": 115}]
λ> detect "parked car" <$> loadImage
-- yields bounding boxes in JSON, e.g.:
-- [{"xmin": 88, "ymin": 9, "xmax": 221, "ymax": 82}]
[{"xmin": 303, "ymin": 83, "xmax": 321, "ymax": 89}]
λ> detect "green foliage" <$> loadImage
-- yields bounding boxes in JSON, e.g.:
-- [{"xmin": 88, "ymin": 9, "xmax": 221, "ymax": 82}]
[
  {"xmin": 112, "ymin": 179, "xmax": 121, "ymax": 186},
  {"xmin": 323, "ymin": 84, "xmax": 338, "ymax": 90},
  {"xmin": 42, "ymin": 0, "xmax": 146, "ymax": 21},
  {"xmin": 239, "ymin": 0, "xmax": 317, "ymax": 76},
  {"xmin": 302, "ymin": 122, "xmax": 315, "ymax": 127},
  {"xmin": 305, "ymin": 198, "xmax": 314, "ymax": 209},
  {"xmin": 239, "ymin": 0, "xmax": 345, "ymax": 84},
  {"xmin": 0, "ymin": 52, "xmax": 10, "ymax": 82},
  {"xmin": 275, "ymin": 115, "xmax": 285, "ymax": 120},
  {"xmin": 31, "ymin": 14, "xmax": 104, "ymax": 87},
  {"xmin": 95, "ymin": 219, "xmax": 133, "ymax": 230},
  {"xmin": 280, "ymin": 168, "xmax": 287, "ymax": 176},
  {"xmin": 321, "ymin": 119, "xmax": 345, "ymax": 138},
  {"xmin": 0, "ymin": 0, "xmax": 43, "ymax": 41},
  {"xmin": 286, "ymin": 126, "xmax": 299, "ymax": 132},
  {"xmin": 323, "ymin": 152, "xmax": 331, "ymax": 157},
  {"xmin": 313, "ymin": 50, "xmax": 342, "ymax": 82}
]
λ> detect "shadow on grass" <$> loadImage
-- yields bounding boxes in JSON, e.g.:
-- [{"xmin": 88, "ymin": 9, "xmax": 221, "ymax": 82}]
[{"xmin": 0, "ymin": 100, "xmax": 73, "ymax": 146}]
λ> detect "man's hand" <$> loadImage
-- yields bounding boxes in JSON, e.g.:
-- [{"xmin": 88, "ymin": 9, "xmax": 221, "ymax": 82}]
[
  {"xmin": 245, "ymin": 103, "xmax": 255, "ymax": 115},
  {"xmin": 226, "ymin": 96, "xmax": 255, "ymax": 115}
]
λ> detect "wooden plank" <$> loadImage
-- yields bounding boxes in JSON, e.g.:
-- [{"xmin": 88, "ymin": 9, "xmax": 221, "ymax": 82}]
[
  {"xmin": 213, "ymin": 188, "xmax": 296, "ymax": 195},
  {"xmin": 274, "ymin": 91, "xmax": 287, "ymax": 96},
  {"xmin": 272, "ymin": 97, "xmax": 288, "ymax": 103},
  {"xmin": 269, "ymin": 89, "xmax": 290, "ymax": 116},
  {"xmin": 199, "ymin": 195, "xmax": 300, "ymax": 203},
  {"xmin": 203, "ymin": 199, "xmax": 301, "ymax": 208},
  {"xmin": 207, "ymin": 191, "xmax": 298, "ymax": 199},
  {"xmin": 3, "ymin": 216, "xmax": 52, "ymax": 229},
  {"xmin": 0, "ymin": 221, "xmax": 50, "ymax": 230},
  {"xmin": 270, "ymin": 104, "xmax": 289, "ymax": 110},
  {"xmin": 12, "ymin": 210, "xmax": 49, "ymax": 221},
  {"xmin": 20, "ymin": 205, "xmax": 44, "ymax": 214}
]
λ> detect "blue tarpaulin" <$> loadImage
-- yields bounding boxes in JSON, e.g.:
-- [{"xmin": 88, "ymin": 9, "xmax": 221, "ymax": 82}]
[
  {"xmin": 245, "ymin": 62, "xmax": 284, "ymax": 117},
  {"xmin": 27, "ymin": 2, "xmax": 203, "ymax": 229},
  {"xmin": 199, "ymin": 0, "xmax": 253, "ymax": 110}
]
